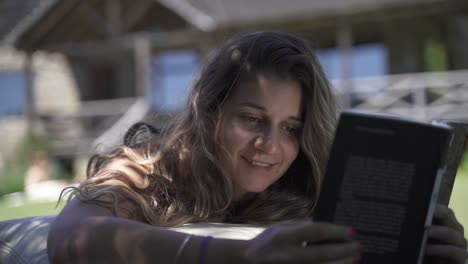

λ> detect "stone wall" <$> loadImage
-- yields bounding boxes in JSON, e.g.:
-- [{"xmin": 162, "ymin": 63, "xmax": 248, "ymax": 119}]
[
  {"xmin": 30, "ymin": 51, "xmax": 81, "ymax": 115},
  {"xmin": 0, "ymin": 46, "xmax": 81, "ymax": 159}
]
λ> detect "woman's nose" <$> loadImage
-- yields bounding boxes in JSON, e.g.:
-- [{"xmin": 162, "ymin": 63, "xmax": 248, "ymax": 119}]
[{"xmin": 253, "ymin": 128, "xmax": 280, "ymax": 153}]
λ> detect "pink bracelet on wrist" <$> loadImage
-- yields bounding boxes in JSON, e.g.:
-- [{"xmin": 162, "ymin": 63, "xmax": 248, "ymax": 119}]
[{"xmin": 198, "ymin": 236, "xmax": 213, "ymax": 264}]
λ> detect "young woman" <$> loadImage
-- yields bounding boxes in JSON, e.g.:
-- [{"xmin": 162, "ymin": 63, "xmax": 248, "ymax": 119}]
[{"xmin": 47, "ymin": 31, "xmax": 467, "ymax": 264}]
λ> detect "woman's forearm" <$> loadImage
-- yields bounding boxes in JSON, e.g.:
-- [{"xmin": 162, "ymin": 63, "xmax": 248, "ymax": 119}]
[
  {"xmin": 205, "ymin": 237, "xmax": 248, "ymax": 264},
  {"xmin": 48, "ymin": 214, "xmax": 249, "ymax": 263},
  {"xmin": 47, "ymin": 191, "xmax": 250, "ymax": 263},
  {"xmin": 49, "ymin": 215, "xmax": 183, "ymax": 263}
]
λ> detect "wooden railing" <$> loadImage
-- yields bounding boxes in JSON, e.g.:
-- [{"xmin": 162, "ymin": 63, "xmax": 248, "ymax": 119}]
[
  {"xmin": 333, "ymin": 69, "xmax": 468, "ymax": 122},
  {"xmin": 38, "ymin": 97, "xmax": 148, "ymax": 156}
]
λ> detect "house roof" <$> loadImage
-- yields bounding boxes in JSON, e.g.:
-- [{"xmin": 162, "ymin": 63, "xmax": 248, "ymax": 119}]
[
  {"xmin": 3, "ymin": 0, "xmax": 468, "ymax": 52},
  {"xmin": 166, "ymin": 0, "xmax": 457, "ymax": 29},
  {"xmin": 1, "ymin": 0, "xmax": 189, "ymax": 51},
  {"xmin": 0, "ymin": 0, "xmax": 55, "ymax": 44},
  {"xmin": 158, "ymin": 0, "xmax": 468, "ymax": 49}
]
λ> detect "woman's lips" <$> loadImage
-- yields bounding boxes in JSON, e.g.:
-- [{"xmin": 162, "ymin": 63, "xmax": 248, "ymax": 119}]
[{"xmin": 241, "ymin": 156, "xmax": 277, "ymax": 170}]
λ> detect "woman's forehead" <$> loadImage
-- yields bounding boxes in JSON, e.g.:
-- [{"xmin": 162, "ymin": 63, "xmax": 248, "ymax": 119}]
[{"xmin": 224, "ymin": 74, "xmax": 303, "ymax": 116}]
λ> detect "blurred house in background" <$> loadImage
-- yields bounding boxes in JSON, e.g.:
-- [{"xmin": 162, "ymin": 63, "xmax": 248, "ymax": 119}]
[{"xmin": 1, "ymin": 0, "xmax": 468, "ymax": 178}]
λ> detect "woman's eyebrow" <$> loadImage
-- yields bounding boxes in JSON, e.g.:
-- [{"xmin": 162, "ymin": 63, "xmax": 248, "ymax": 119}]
[
  {"xmin": 236, "ymin": 102, "xmax": 266, "ymax": 111},
  {"xmin": 289, "ymin": 116, "xmax": 303, "ymax": 122},
  {"xmin": 236, "ymin": 102, "xmax": 303, "ymax": 122}
]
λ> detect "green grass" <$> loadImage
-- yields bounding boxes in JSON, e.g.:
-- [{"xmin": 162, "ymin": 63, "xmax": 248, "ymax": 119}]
[
  {"xmin": 0, "ymin": 198, "xmax": 64, "ymax": 221},
  {"xmin": 449, "ymin": 174, "xmax": 468, "ymax": 238}
]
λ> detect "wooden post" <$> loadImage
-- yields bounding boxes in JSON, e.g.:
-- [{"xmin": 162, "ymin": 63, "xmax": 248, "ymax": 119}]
[
  {"xmin": 447, "ymin": 14, "xmax": 468, "ymax": 70},
  {"xmin": 337, "ymin": 20, "xmax": 353, "ymax": 109},
  {"xmin": 412, "ymin": 86, "xmax": 427, "ymax": 120},
  {"xmin": 134, "ymin": 37, "xmax": 152, "ymax": 105},
  {"xmin": 106, "ymin": 0, "xmax": 121, "ymax": 38},
  {"xmin": 384, "ymin": 18, "xmax": 425, "ymax": 74},
  {"xmin": 24, "ymin": 52, "xmax": 35, "ymax": 136}
]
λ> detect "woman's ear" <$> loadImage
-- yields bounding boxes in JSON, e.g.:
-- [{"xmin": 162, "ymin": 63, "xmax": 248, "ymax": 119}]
[{"xmin": 123, "ymin": 122, "xmax": 159, "ymax": 147}]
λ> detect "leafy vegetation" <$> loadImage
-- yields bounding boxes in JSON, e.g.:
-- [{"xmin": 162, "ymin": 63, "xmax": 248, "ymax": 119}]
[{"xmin": 0, "ymin": 135, "xmax": 51, "ymax": 196}]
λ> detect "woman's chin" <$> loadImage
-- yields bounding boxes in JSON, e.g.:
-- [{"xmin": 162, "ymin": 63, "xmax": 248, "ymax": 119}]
[{"xmin": 236, "ymin": 182, "xmax": 271, "ymax": 196}]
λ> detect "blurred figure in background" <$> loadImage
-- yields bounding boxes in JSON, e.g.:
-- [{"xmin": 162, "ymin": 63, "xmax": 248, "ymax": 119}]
[{"xmin": 24, "ymin": 150, "xmax": 49, "ymax": 187}]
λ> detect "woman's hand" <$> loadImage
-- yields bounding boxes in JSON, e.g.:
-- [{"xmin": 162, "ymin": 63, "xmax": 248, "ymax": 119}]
[
  {"xmin": 425, "ymin": 204, "xmax": 468, "ymax": 264},
  {"xmin": 243, "ymin": 220, "xmax": 362, "ymax": 264}
]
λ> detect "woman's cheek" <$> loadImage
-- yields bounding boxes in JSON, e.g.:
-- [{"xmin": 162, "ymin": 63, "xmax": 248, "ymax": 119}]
[
  {"xmin": 282, "ymin": 136, "xmax": 300, "ymax": 163},
  {"xmin": 223, "ymin": 122, "xmax": 254, "ymax": 149}
]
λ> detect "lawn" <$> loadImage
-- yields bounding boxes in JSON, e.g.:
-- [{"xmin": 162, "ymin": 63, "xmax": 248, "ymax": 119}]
[
  {"xmin": 0, "ymin": 197, "xmax": 64, "ymax": 221},
  {"xmin": 449, "ymin": 174, "xmax": 468, "ymax": 238}
]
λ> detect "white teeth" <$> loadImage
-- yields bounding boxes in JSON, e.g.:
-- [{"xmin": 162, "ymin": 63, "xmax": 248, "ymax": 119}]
[{"xmin": 250, "ymin": 160, "xmax": 271, "ymax": 167}]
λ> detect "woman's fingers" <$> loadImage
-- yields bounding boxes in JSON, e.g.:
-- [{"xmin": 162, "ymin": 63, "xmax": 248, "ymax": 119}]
[
  {"xmin": 292, "ymin": 242, "xmax": 361, "ymax": 262},
  {"xmin": 425, "ymin": 244, "xmax": 468, "ymax": 264},
  {"xmin": 247, "ymin": 220, "xmax": 361, "ymax": 264},
  {"xmin": 280, "ymin": 222, "xmax": 354, "ymax": 244},
  {"xmin": 433, "ymin": 204, "xmax": 464, "ymax": 232},
  {"xmin": 427, "ymin": 206, "xmax": 468, "ymax": 264},
  {"xmin": 322, "ymin": 256, "xmax": 360, "ymax": 264},
  {"xmin": 261, "ymin": 242, "xmax": 361, "ymax": 264},
  {"xmin": 428, "ymin": 225, "xmax": 468, "ymax": 248}
]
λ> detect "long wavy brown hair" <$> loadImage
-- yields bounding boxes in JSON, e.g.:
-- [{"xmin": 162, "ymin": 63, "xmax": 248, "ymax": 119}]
[{"xmin": 63, "ymin": 31, "xmax": 337, "ymax": 227}]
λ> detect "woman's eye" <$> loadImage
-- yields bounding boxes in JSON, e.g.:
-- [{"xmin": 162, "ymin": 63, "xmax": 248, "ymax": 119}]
[
  {"xmin": 240, "ymin": 115, "xmax": 261, "ymax": 124},
  {"xmin": 284, "ymin": 125, "xmax": 300, "ymax": 135}
]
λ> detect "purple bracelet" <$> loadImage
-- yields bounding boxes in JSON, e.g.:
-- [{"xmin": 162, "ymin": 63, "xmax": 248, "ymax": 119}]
[{"xmin": 198, "ymin": 236, "xmax": 213, "ymax": 264}]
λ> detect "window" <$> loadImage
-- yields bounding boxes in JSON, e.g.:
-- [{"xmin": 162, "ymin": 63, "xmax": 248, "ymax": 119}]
[
  {"xmin": 0, "ymin": 71, "xmax": 25, "ymax": 117},
  {"xmin": 151, "ymin": 50, "xmax": 200, "ymax": 111},
  {"xmin": 351, "ymin": 43, "xmax": 388, "ymax": 78},
  {"xmin": 316, "ymin": 43, "xmax": 388, "ymax": 80}
]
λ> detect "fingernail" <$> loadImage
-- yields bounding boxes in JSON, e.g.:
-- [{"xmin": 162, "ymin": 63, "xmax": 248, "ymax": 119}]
[
  {"xmin": 353, "ymin": 255, "xmax": 361, "ymax": 264},
  {"xmin": 356, "ymin": 243, "xmax": 364, "ymax": 253}
]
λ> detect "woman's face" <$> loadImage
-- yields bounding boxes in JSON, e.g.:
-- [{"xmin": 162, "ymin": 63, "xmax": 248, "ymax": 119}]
[{"xmin": 220, "ymin": 73, "xmax": 303, "ymax": 200}]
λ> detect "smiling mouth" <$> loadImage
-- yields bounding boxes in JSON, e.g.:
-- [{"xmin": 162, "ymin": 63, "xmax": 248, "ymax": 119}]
[{"xmin": 242, "ymin": 156, "xmax": 275, "ymax": 168}]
